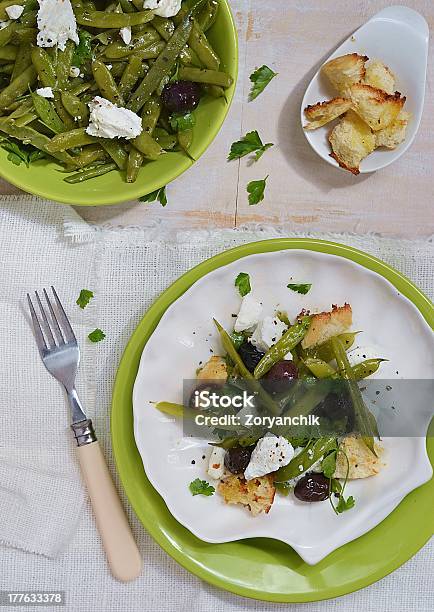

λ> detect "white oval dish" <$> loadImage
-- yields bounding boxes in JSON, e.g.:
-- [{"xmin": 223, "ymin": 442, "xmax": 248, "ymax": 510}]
[
  {"xmin": 301, "ymin": 5, "xmax": 429, "ymax": 173},
  {"xmin": 133, "ymin": 249, "xmax": 433, "ymax": 565}
]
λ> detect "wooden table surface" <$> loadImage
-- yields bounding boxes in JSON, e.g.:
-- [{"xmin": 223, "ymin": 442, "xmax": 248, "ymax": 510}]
[{"xmin": 1, "ymin": 0, "xmax": 432, "ymax": 237}]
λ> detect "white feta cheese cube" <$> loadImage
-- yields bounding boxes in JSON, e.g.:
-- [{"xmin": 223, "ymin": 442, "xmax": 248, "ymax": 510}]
[
  {"xmin": 234, "ymin": 294, "xmax": 262, "ymax": 332},
  {"xmin": 69, "ymin": 66, "xmax": 80, "ymax": 78},
  {"xmin": 244, "ymin": 435, "xmax": 294, "ymax": 481},
  {"xmin": 207, "ymin": 446, "xmax": 226, "ymax": 479},
  {"xmin": 119, "ymin": 26, "xmax": 132, "ymax": 45},
  {"xmin": 250, "ymin": 316, "xmax": 287, "ymax": 352},
  {"xmin": 36, "ymin": 87, "xmax": 54, "ymax": 98},
  {"xmin": 143, "ymin": 0, "xmax": 182, "ymax": 18},
  {"xmin": 86, "ymin": 97, "xmax": 142, "ymax": 140},
  {"xmin": 37, "ymin": 0, "xmax": 79, "ymax": 51},
  {"xmin": 5, "ymin": 5, "xmax": 24, "ymax": 19}
]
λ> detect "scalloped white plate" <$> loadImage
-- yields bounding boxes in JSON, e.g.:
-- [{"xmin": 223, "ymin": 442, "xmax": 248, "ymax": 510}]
[
  {"xmin": 133, "ymin": 249, "xmax": 433, "ymax": 564},
  {"xmin": 301, "ymin": 5, "xmax": 429, "ymax": 173}
]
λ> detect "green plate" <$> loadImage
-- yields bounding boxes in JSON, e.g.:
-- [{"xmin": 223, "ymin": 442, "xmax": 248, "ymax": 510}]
[
  {"xmin": 0, "ymin": 1, "xmax": 237, "ymax": 206},
  {"xmin": 111, "ymin": 238, "xmax": 434, "ymax": 603}
]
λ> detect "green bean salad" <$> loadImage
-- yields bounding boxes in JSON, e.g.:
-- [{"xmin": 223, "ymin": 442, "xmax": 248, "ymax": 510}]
[{"xmin": 0, "ymin": 0, "xmax": 233, "ymax": 184}]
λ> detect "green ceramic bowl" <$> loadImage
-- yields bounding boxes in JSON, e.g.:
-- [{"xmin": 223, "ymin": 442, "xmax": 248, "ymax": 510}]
[
  {"xmin": 111, "ymin": 238, "xmax": 434, "ymax": 603},
  {"xmin": 0, "ymin": 2, "xmax": 238, "ymax": 206}
]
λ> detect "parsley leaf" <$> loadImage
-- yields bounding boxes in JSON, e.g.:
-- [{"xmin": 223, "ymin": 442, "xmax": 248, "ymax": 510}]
[
  {"xmin": 235, "ymin": 272, "xmax": 251, "ymax": 297},
  {"xmin": 76, "ymin": 289, "xmax": 94, "ymax": 309},
  {"xmin": 88, "ymin": 328, "xmax": 105, "ymax": 343},
  {"xmin": 287, "ymin": 283, "xmax": 312, "ymax": 295},
  {"xmin": 321, "ymin": 451, "xmax": 337, "ymax": 479},
  {"xmin": 247, "ymin": 176, "xmax": 268, "ymax": 205},
  {"xmin": 249, "ymin": 65, "xmax": 277, "ymax": 101},
  {"xmin": 170, "ymin": 112, "xmax": 195, "ymax": 132},
  {"xmin": 228, "ymin": 130, "xmax": 273, "ymax": 162},
  {"xmin": 72, "ymin": 30, "xmax": 93, "ymax": 68},
  {"xmin": 336, "ymin": 494, "xmax": 356, "ymax": 513},
  {"xmin": 139, "ymin": 186, "xmax": 167, "ymax": 207},
  {"xmin": 189, "ymin": 478, "xmax": 215, "ymax": 497},
  {"xmin": 1, "ymin": 138, "xmax": 45, "ymax": 167},
  {"xmin": 230, "ymin": 331, "xmax": 245, "ymax": 350}
]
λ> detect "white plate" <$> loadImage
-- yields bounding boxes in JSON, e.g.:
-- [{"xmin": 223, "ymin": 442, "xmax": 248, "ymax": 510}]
[
  {"xmin": 133, "ymin": 250, "xmax": 433, "ymax": 565},
  {"xmin": 301, "ymin": 5, "xmax": 429, "ymax": 173}
]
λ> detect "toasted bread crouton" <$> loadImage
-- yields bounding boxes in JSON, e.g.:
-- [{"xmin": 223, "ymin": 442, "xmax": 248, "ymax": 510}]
[
  {"xmin": 375, "ymin": 110, "xmax": 411, "ymax": 149},
  {"xmin": 329, "ymin": 110, "xmax": 375, "ymax": 174},
  {"xmin": 363, "ymin": 60, "xmax": 396, "ymax": 94},
  {"xmin": 304, "ymin": 97, "xmax": 352, "ymax": 130},
  {"xmin": 197, "ymin": 356, "xmax": 228, "ymax": 383},
  {"xmin": 322, "ymin": 53, "xmax": 368, "ymax": 94},
  {"xmin": 218, "ymin": 474, "xmax": 275, "ymax": 516},
  {"xmin": 349, "ymin": 84, "xmax": 405, "ymax": 131},
  {"xmin": 334, "ymin": 436, "xmax": 384, "ymax": 479},
  {"xmin": 301, "ymin": 303, "xmax": 352, "ymax": 349}
]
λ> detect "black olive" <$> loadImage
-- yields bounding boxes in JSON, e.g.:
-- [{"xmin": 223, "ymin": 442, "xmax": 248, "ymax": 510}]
[
  {"xmin": 314, "ymin": 390, "xmax": 354, "ymax": 432},
  {"xmin": 161, "ymin": 80, "xmax": 202, "ymax": 114},
  {"xmin": 262, "ymin": 360, "xmax": 299, "ymax": 393},
  {"xmin": 238, "ymin": 342, "xmax": 265, "ymax": 373},
  {"xmin": 224, "ymin": 446, "xmax": 253, "ymax": 474},
  {"xmin": 294, "ymin": 473, "xmax": 330, "ymax": 502}
]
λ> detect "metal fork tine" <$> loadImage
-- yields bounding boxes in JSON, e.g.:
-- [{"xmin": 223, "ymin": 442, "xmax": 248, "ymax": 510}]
[
  {"xmin": 43, "ymin": 288, "xmax": 65, "ymax": 345},
  {"xmin": 27, "ymin": 293, "xmax": 47, "ymax": 352},
  {"xmin": 50, "ymin": 286, "xmax": 77, "ymax": 343},
  {"xmin": 35, "ymin": 291, "xmax": 56, "ymax": 348}
]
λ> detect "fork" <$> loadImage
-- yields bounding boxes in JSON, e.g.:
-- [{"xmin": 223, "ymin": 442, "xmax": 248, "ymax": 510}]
[{"xmin": 27, "ymin": 287, "xmax": 142, "ymax": 582}]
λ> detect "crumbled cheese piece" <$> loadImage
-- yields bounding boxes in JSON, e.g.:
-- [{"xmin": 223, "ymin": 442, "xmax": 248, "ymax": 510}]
[
  {"xmin": 234, "ymin": 294, "xmax": 262, "ymax": 332},
  {"xmin": 5, "ymin": 5, "xmax": 24, "ymax": 19},
  {"xmin": 36, "ymin": 86, "xmax": 54, "ymax": 98},
  {"xmin": 86, "ymin": 97, "xmax": 142, "ymax": 140},
  {"xmin": 119, "ymin": 26, "xmax": 131, "ymax": 45},
  {"xmin": 250, "ymin": 316, "xmax": 287, "ymax": 352},
  {"xmin": 143, "ymin": 0, "xmax": 182, "ymax": 18},
  {"xmin": 37, "ymin": 0, "xmax": 79, "ymax": 51},
  {"xmin": 69, "ymin": 66, "xmax": 80, "ymax": 78},
  {"xmin": 207, "ymin": 446, "xmax": 226, "ymax": 479},
  {"xmin": 244, "ymin": 435, "xmax": 294, "ymax": 481},
  {"xmin": 0, "ymin": 20, "xmax": 10, "ymax": 30}
]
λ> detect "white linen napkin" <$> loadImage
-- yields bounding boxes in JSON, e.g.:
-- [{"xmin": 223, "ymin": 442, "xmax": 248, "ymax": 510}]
[{"xmin": 0, "ymin": 197, "xmax": 97, "ymax": 557}]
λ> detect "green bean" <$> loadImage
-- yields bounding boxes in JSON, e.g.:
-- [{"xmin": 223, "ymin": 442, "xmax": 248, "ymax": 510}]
[
  {"xmin": 31, "ymin": 47, "xmax": 56, "ymax": 88},
  {"xmin": 60, "ymin": 91, "xmax": 89, "ymax": 125},
  {"xmin": 140, "ymin": 96, "xmax": 161, "ymax": 133},
  {"xmin": 350, "ymin": 359, "xmax": 386, "ymax": 380},
  {"xmin": 188, "ymin": 22, "xmax": 219, "ymax": 70},
  {"xmin": 202, "ymin": 84, "xmax": 226, "ymax": 98},
  {"xmin": 18, "ymin": 8, "xmax": 36, "ymax": 27},
  {"xmin": 68, "ymin": 82, "xmax": 91, "ymax": 97},
  {"xmin": 119, "ymin": 0, "xmax": 134, "ymax": 12},
  {"xmin": 0, "ymin": 117, "xmax": 75, "ymax": 165},
  {"xmin": 14, "ymin": 111, "xmax": 36, "ymax": 126},
  {"xmin": 0, "ymin": 22, "xmax": 14, "ymax": 47},
  {"xmin": 178, "ymin": 128, "xmax": 193, "ymax": 156},
  {"xmin": 31, "ymin": 92, "xmax": 65, "ymax": 134},
  {"xmin": 303, "ymin": 357, "xmax": 336, "ymax": 379},
  {"xmin": 13, "ymin": 26, "xmax": 37, "ymax": 44},
  {"xmin": 53, "ymin": 92, "xmax": 75, "ymax": 129},
  {"xmin": 178, "ymin": 66, "xmax": 232, "ymax": 87},
  {"xmin": 11, "ymin": 44, "xmax": 31, "ymax": 82},
  {"xmin": 71, "ymin": 144, "xmax": 107, "ymax": 168},
  {"xmin": 8, "ymin": 98, "xmax": 32, "ymax": 117},
  {"xmin": 56, "ymin": 41, "xmax": 75, "ymax": 90},
  {"xmin": 134, "ymin": 41, "xmax": 166, "ymax": 61},
  {"xmin": 331, "ymin": 337, "xmax": 378, "ymax": 453},
  {"xmin": 254, "ymin": 317, "xmax": 311, "ymax": 379},
  {"xmin": 153, "ymin": 128, "xmax": 177, "ymax": 150},
  {"xmin": 132, "ymin": 131, "xmax": 162, "ymax": 160},
  {"xmin": 118, "ymin": 54, "xmax": 144, "ymax": 98},
  {"xmin": 0, "ymin": 45, "xmax": 17, "ymax": 62},
  {"xmin": 0, "ymin": 62, "xmax": 12, "ymax": 74},
  {"xmin": 152, "ymin": 16, "xmax": 175, "ymax": 41},
  {"xmin": 92, "ymin": 59, "xmax": 124, "ymax": 106},
  {"xmin": 64, "ymin": 162, "xmax": 117, "ymax": 183},
  {"xmin": 75, "ymin": 9, "xmax": 154, "ymax": 28},
  {"xmin": 126, "ymin": 146, "xmax": 143, "ymax": 183},
  {"xmin": 104, "ymin": 31, "xmax": 160, "ymax": 59},
  {"xmin": 0, "ymin": 64, "xmax": 36, "ymax": 108},
  {"xmin": 45, "ymin": 127, "xmax": 97, "ymax": 152},
  {"xmin": 213, "ymin": 319, "xmax": 281, "ymax": 416},
  {"xmin": 100, "ymin": 140, "xmax": 128, "ymax": 170},
  {"xmin": 197, "ymin": 0, "xmax": 218, "ymax": 31},
  {"xmin": 106, "ymin": 62, "xmax": 127, "ymax": 80},
  {"xmin": 274, "ymin": 438, "xmax": 337, "ymax": 482},
  {"xmin": 128, "ymin": 5, "xmax": 199, "ymax": 113},
  {"xmin": 307, "ymin": 332, "xmax": 358, "ymax": 363}
]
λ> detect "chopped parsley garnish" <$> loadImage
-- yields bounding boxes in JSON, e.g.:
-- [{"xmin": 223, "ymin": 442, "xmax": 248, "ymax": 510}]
[
  {"xmin": 72, "ymin": 30, "xmax": 93, "ymax": 68},
  {"xmin": 321, "ymin": 451, "xmax": 337, "ymax": 479},
  {"xmin": 189, "ymin": 478, "xmax": 215, "ymax": 497},
  {"xmin": 249, "ymin": 65, "xmax": 277, "ymax": 101},
  {"xmin": 247, "ymin": 176, "xmax": 268, "ymax": 205},
  {"xmin": 88, "ymin": 328, "xmax": 106, "ymax": 343},
  {"xmin": 336, "ymin": 494, "xmax": 356, "ymax": 513},
  {"xmin": 235, "ymin": 272, "xmax": 251, "ymax": 297},
  {"xmin": 139, "ymin": 186, "xmax": 167, "ymax": 207},
  {"xmin": 170, "ymin": 112, "xmax": 195, "ymax": 132},
  {"xmin": 0, "ymin": 137, "xmax": 45, "ymax": 167},
  {"xmin": 230, "ymin": 331, "xmax": 245, "ymax": 350},
  {"xmin": 228, "ymin": 130, "xmax": 273, "ymax": 162},
  {"xmin": 287, "ymin": 283, "xmax": 312, "ymax": 295},
  {"xmin": 76, "ymin": 289, "xmax": 94, "ymax": 309},
  {"xmin": 328, "ymin": 448, "xmax": 356, "ymax": 514}
]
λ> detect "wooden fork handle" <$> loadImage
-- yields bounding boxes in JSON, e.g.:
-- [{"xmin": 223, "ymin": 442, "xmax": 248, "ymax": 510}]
[{"xmin": 76, "ymin": 441, "xmax": 143, "ymax": 582}]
